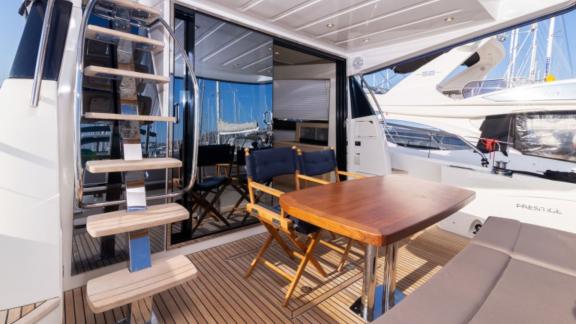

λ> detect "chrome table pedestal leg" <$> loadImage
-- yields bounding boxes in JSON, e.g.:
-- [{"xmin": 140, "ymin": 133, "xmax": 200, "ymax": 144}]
[
  {"xmin": 382, "ymin": 242, "xmax": 401, "ymax": 313},
  {"xmin": 351, "ymin": 242, "xmax": 405, "ymax": 322},
  {"xmin": 350, "ymin": 244, "xmax": 378, "ymax": 321}
]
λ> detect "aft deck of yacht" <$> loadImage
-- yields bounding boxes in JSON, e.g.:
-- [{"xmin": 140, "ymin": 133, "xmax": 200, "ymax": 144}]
[{"xmin": 61, "ymin": 226, "xmax": 467, "ymax": 324}]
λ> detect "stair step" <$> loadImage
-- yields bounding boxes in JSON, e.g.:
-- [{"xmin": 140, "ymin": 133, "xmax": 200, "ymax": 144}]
[
  {"xmin": 87, "ymin": 203, "xmax": 189, "ymax": 237},
  {"xmin": 100, "ymin": 0, "xmax": 161, "ymax": 22},
  {"xmin": 86, "ymin": 25, "xmax": 164, "ymax": 53},
  {"xmin": 84, "ymin": 66, "xmax": 169, "ymax": 83},
  {"xmin": 84, "ymin": 112, "xmax": 176, "ymax": 123},
  {"xmin": 87, "ymin": 255, "xmax": 198, "ymax": 313},
  {"xmin": 85, "ymin": 158, "xmax": 181, "ymax": 173}
]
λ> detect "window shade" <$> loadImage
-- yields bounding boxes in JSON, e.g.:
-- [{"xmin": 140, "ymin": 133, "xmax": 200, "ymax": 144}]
[{"xmin": 273, "ymin": 80, "xmax": 330, "ymax": 121}]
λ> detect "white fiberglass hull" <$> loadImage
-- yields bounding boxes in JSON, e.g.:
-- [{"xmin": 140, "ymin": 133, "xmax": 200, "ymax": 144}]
[{"xmin": 391, "ymin": 148, "xmax": 576, "ymax": 237}]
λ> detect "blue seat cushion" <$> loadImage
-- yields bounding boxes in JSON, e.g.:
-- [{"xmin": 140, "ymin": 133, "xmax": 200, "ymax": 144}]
[
  {"xmin": 194, "ymin": 176, "xmax": 228, "ymax": 191},
  {"xmin": 246, "ymin": 147, "xmax": 298, "ymax": 183},
  {"xmin": 299, "ymin": 150, "xmax": 337, "ymax": 176}
]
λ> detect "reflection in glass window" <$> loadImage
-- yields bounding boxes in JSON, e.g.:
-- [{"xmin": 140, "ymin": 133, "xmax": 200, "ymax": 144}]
[
  {"xmin": 386, "ymin": 120, "xmax": 471, "ymax": 151},
  {"xmin": 198, "ymin": 79, "xmax": 272, "ymax": 145},
  {"xmin": 515, "ymin": 112, "xmax": 576, "ymax": 162}
]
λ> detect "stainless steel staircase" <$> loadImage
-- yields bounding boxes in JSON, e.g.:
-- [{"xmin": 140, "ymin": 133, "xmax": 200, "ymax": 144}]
[{"xmin": 73, "ymin": 0, "xmax": 200, "ymax": 322}]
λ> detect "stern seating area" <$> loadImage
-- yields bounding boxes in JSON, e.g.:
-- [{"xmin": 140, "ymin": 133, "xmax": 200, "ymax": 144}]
[{"xmin": 375, "ymin": 217, "xmax": 576, "ymax": 324}]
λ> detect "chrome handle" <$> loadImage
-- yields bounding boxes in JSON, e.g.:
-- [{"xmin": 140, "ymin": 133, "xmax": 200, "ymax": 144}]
[
  {"xmin": 153, "ymin": 17, "xmax": 200, "ymax": 194},
  {"xmin": 30, "ymin": 0, "xmax": 55, "ymax": 107}
]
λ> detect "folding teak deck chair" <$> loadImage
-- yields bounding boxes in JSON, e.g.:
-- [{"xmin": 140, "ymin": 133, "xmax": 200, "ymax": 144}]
[
  {"xmin": 226, "ymin": 148, "xmax": 251, "ymax": 223},
  {"xmin": 244, "ymin": 147, "xmax": 327, "ymax": 306},
  {"xmin": 189, "ymin": 144, "xmax": 235, "ymax": 235},
  {"xmin": 295, "ymin": 147, "xmax": 366, "ymax": 271}
]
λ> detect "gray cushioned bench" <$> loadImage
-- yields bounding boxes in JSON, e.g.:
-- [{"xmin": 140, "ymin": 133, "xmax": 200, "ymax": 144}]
[{"xmin": 375, "ymin": 217, "xmax": 576, "ymax": 324}]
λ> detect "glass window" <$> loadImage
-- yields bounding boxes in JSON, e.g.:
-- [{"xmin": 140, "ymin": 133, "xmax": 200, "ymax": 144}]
[
  {"xmin": 515, "ymin": 112, "xmax": 576, "ymax": 162},
  {"xmin": 198, "ymin": 79, "xmax": 272, "ymax": 145},
  {"xmin": 386, "ymin": 120, "xmax": 471, "ymax": 151},
  {"xmin": 9, "ymin": 0, "xmax": 72, "ymax": 81}
]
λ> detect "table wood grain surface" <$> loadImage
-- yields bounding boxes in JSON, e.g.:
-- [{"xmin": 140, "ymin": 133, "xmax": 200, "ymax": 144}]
[{"xmin": 280, "ymin": 175, "xmax": 475, "ymax": 246}]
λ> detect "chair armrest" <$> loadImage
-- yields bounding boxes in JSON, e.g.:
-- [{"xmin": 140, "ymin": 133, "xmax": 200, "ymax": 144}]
[
  {"xmin": 249, "ymin": 181, "xmax": 285, "ymax": 198},
  {"xmin": 297, "ymin": 174, "xmax": 330, "ymax": 185},
  {"xmin": 247, "ymin": 203, "xmax": 292, "ymax": 232},
  {"xmin": 337, "ymin": 170, "xmax": 366, "ymax": 179}
]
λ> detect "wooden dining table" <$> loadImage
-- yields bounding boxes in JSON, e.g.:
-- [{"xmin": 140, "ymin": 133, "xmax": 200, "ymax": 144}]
[{"xmin": 280, "ymin": 174, "xmax": 475, "ymax": 322}]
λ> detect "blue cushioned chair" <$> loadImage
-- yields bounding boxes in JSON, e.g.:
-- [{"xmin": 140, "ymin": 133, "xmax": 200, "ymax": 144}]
[
  {"xmin": 244, "ymin": 147, "xmax": 327, "ymax": 306},
  {"xmin": 189, "ymin": 144, "xmax": 235, "ymax": 235},
  {"xmin": 296, "ymin": 147, "xmax": 366, "ymax": 271}
]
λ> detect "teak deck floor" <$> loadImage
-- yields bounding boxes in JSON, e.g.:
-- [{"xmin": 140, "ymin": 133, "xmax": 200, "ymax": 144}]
[{"xmin": 64, "ymin": 226, "xmax": 468, "ymax": 323}]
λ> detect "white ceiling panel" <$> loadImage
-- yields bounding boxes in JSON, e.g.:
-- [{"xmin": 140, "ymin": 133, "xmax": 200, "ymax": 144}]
[
  {"xmin": 179, "ymin": 0, "xmax": 576, "ymax": 75},
  {"xmin": 200, "ymin": 0, "xmax": 494, "ymax": 50}
]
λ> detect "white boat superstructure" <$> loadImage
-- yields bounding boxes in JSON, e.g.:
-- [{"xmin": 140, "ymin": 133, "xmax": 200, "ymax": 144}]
[
  {"xmin": 367, "ymin": 30, "xmax": 576, "ymax": 237},
  {"xmin": 1, "ymin": 0, "xmax": 576, "ymax": 322}
]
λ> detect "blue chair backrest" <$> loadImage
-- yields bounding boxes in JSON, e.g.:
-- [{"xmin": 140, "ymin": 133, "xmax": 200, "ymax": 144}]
[
  {"xmin": 246, "ymin": 147, "xmax": 297, "ymax": 183},
  {"xmin": 298, "ymin": 149, "xmax": 337, "ymax": 176}
]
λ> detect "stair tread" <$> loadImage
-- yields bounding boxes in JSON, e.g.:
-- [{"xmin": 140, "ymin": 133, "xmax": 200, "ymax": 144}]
[
  {"xmin": 84, "ymin": 112, "xmax": 176, "ymax": 123},
  {"xmin": 87, "ymin": 203, "xmax": 189, "ymax": 237},
  {"xmin": 85, "ymin": 158, "xmax": 181, "ymax": 173},
  {"xmin": 86, "ymin": 25, "xmax": 164, "ymax": 52},
  {"xmin": 86, "ymin": 255, "xmax": 197, "ymax": 313},
  {"xmin": 102, "ymin": 0, "xmax": 161, "ymax": 19},
  {"xmin": 84, "ymin": 66, "xmax": 169, "ymax": 83}
]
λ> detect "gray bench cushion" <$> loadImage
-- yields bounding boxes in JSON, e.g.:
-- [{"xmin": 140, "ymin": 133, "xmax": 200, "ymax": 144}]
[
  {"xmin": 513, "ymin": 223, "xmax": 576, "ymax": 276},
  {"xmin": 375, "ymin": 217, "xmax": 576, "ymax": 323},
  {"xmin": 471, "ymin": 217, "xmax": 521, "ymax": 254},
  {"xmin": 377, "ymin": 244, "xmax": 509, "ymax": 324},
  {"xmin": 470, "ymin": 259, "xmax": 576, "ymax": 324}
]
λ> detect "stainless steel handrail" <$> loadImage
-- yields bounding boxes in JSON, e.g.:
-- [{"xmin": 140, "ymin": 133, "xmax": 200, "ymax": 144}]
[
  {"xmin": 73, "ymin": 0, "xmax": 201, "ymax": 209},
  {"xmin": 360, "ymin": 75, "xmax": 386, "ymax": 119},
  {"xmin": 30, "ymin": 0, "xmax": 55, "ymax": 107}
]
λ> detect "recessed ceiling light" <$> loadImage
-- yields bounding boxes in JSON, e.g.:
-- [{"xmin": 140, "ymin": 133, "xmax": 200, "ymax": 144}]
[
  {"xmin": 444, "ymin": 17, "xmax": 454, "ymax": 23},
  {"xmin": 268, "ymin": 47, "xmax": 272, "ymax": 51},
  {"xmin": 274, "ymin": 51, "xmax": 280, "ymax": 55},
  {"xmin": 326, "ymin": 23, "xmax": 335, "ymax": 28},
  {"xmin": 362, "ymin": 39, "xmax": 370, "ymax": 43}
]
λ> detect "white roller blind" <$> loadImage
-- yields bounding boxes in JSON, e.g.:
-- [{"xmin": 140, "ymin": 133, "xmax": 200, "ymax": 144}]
[{"xmin": 273, "ymin": 80, "xmax": 330, "ymax": 121}]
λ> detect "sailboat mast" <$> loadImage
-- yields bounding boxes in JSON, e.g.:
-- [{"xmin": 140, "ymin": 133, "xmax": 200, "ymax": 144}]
[
  {"xmin": 216, "ymin": 80, "xmax": 221, "ymax": 144},
  {"xmin": 545, "ymin": 17, "xmax": 556, "ymax": 77},
  {"xmin": 528, "ymin": 23, "xmax": 539, "ymax": 81},
  {"xmin": 507, "ymin": 28, "xmax": 519, "ymax": 84}
]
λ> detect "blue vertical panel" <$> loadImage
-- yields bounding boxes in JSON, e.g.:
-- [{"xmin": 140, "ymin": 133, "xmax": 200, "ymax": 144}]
[{"xmin": 129, "ymin": 230, "xmax": 151, "ymax": 272}]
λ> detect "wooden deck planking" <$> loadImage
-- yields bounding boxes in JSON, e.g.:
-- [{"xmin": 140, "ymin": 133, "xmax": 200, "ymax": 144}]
[
  {"xmin": 64, "ymin": 226, "xmax": 468, "ymax": 323},
  {"xmin": 0, "ymin": 300, "xmax": 47, "ymax": 324}
]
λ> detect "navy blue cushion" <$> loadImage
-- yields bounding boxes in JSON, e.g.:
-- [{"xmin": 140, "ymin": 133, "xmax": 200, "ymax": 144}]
[
  {"xmin": 245, "ymin": 147, "xmax": 297, "ymax": 183},
  {"xmin": 298, "ymin": 150, "xmax": 337, "ymax": 176},
  {"xmin": 194, "ymin": 176, "xmax": 228, "ymax": 191}
]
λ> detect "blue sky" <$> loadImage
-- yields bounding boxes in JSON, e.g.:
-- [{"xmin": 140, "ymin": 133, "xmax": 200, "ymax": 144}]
[{"xmin": 0, "ymin": 0, "xmax": 26, "ymax": 85}]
